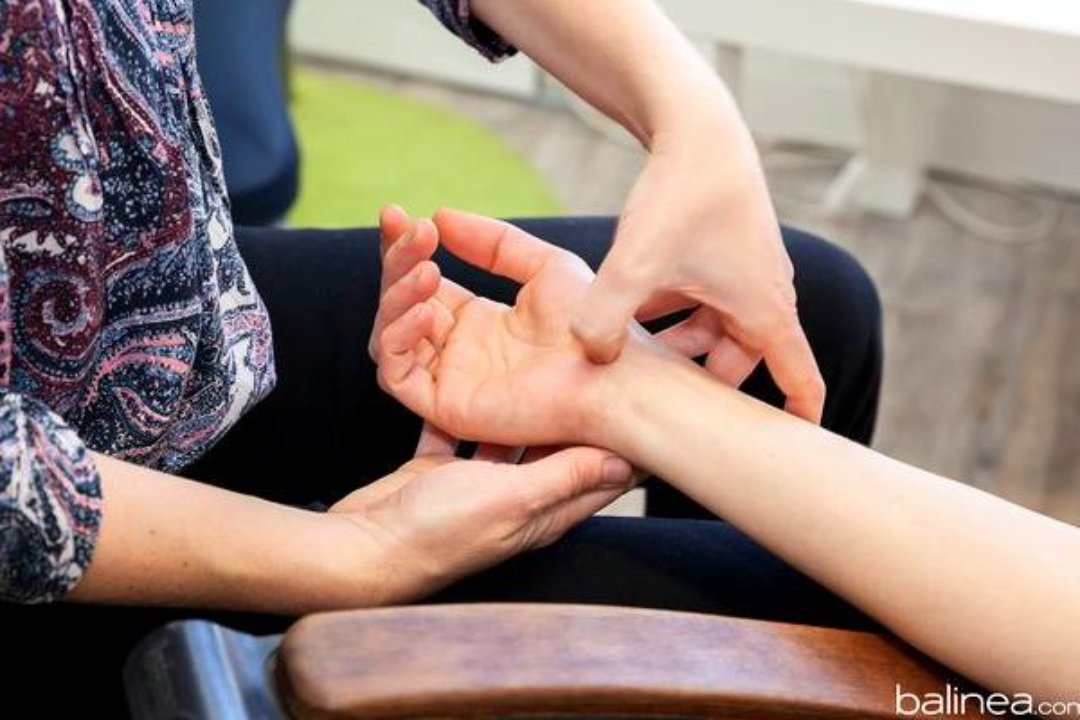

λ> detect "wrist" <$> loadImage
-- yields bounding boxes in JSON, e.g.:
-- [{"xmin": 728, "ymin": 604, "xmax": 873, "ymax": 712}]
[
  {"xmin": 206, "ymin": 506, "xmax": 394, "ymax": 615},
  {"xmin": 318, "ymin": 511, "xmax": 443, "ymax": 608},
  {"xmin": 580, "ymin": 337, "xmax": 687, "ymax": 459},
  {"xmin": 644, "ymin": 72, "xmax": 742, "ymax": 145},
  {"xmin": 644, "ymin": 82, "xmax": 762, "ymax": 183}
]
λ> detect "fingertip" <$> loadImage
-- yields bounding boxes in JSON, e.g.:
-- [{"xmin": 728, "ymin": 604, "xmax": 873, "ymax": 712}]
[
  {"xmin": 586, "ymin": 339, "xmax": 625, "ymax": 365},
  {"xmin": 416, "ymin": 216, "xmax": 437, "ymax": 238},
  {"xmin": 413, "ymin": 261, "xmax": 441, "ymax": 300},
  {"xmin": 784, "ymin": 392, "xmax": 825, "ymax": 425},
  {"xmin": 705, "ymin": 338, "xmax": 761, "ymax": 387},
  {"xmin": 431, "ymin": 206, "xmax": 458, "ymax": 230},
  {"xmin": 380, "ymin": 203, "xmax": 406, "ymax": 224},
  {"xmin": 432, "ymin": 207, "xmax": 492, "ymax": 240},
  {"xmin": 571, "ymin": 319, "xmax": 627, "ymax": 364},
  {"xmin": 416, "ymin": 258, "xmax": 441, "ymax": 283},
  {"xmin": 380, "ymin": 205, "xmax": 411, "ymax": 242},
  {"xmin": 411, "ymin": 300, "xmax": 434, "ymax": 324},
  {"xmin": 600, "ymin": 456, "xmax": 634, "ymax": 488},
  {"xmin": 413, "ymin": 218, "xmax": 440, "ymax": 255}
]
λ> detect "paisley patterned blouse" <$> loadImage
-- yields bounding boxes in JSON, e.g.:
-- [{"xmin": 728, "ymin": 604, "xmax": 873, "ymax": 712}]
[{"xmin": 0, "ymin": 0, "xmax": 511, "ymax": 604}]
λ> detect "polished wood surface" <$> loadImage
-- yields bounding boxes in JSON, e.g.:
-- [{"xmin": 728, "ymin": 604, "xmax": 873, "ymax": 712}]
[{"xmin": 277, "ymin": 604, "xmax": 990, "ymax": 719}]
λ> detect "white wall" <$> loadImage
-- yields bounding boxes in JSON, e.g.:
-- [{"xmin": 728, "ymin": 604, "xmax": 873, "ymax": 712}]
[
  {"xmin": 741, "ymin": 52, "xmax": 1080, "ymax": 193},
  {"xmin": 290, "ymin": 0, "xmax": 1080, "ymax": 194}
]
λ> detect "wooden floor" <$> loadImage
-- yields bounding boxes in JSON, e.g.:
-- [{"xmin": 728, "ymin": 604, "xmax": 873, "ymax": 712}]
[{"xmin": 322, "ymin": 64, "xmax": 1080, "ymax": 525}]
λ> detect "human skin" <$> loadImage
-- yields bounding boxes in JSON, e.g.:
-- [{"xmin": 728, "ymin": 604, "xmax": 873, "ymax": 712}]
[
  {"xmin": 469, "ymin": 0, "xmax": 825, "ymax": 423},
  {"xmin": 373, "ymin": 206, "xmax": 1080, "ymax": 704},
  {"xmin": 67, "ymin": 442, "xmax": 634, "ymax": 614}
]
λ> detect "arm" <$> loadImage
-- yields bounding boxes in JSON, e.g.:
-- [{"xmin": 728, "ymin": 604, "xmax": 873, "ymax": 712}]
[
  {"xmin": 0, "ymin": 383, "xmax": 400, "ymax": 614},
  {"xmin": 424, "ymin": 0, "xmax": 824, "ymax": 422},
  {"xmin": 592, "ymin": 345, "xmax": 1080, "ymax": 702},
  {"xmin": 373, "ymin": 208, "xmax": 1080, "ymax": 702},
  {"xmin": 67, "ymin": 453, "xmax": 391, "ymax": 615},
  {"xmin": 469, "ymin": 0, "xmax": 736, "ymax": 149},
  {"xmin": 65, "ymin": 447, "xmax": 632, "ymax": 614}
]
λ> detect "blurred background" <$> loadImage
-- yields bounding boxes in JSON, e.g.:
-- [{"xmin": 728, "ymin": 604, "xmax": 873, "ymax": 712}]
[{"xmin": 196, "ymin": 0, "xmax": 1080, "ymax": 524}]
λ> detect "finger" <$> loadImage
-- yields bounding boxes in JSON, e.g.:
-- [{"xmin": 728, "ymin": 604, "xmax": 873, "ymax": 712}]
[
  {"xmin": 653, "ymin": 309, "xmax": 725, "ymax": 359},
  {"xmin": 571, "ymin": 260, "xmax": 653, "ymax": 364},
  {"xmin": 432, "ymin": 277, "xmax": 474, "ymax": 318},
  {"xmin": 761, "ymin": 319, "xmax": 826, "ymax": 424},
  {"xmin": 378, "ymin": 260, "xmax": 441, "ymax": 332},
  {"xmin": 371, "ymin": 260, "xmax": 442, "ymax": 359},
  {"xmin": 433, "ymin": 208, "xmax": 564, "ymax": 284},
  {"xmin": 522, "ymin": 446, "xmax": 649, "ymax": 492},
  {"xmin": 379, "ymin": 204, "xmax": 412, "ymax": 257},
  {"xmin": 518, "ymin": 446, "xmax": 634, "ymax": 510},
  {"xmin": 473, "ymin": 444, "xmax": 525, "ymax": 464},
  {"xmin": 428, "ymin": 295, "xmax": 457, "ymax": 348},
  {"xmin": 414, "ymin": 338, "xmax": 439, "ymax": 372},
  {"xmin": 378, "ymin": 303, "xmax": 437, "ymax": 415},
  {"xmin": 705, "ymin": 336, "xmax": 762, "ymax": 388},
  {"xmin": 380, "ymin": 223, "xmax": 414, "ymax": 294},
  {"xmin": 382, "ymin": 218, "xmax": 439, "ymax": 292},
  {"xmin": 635, "ymin": 291, "xmax": 698, "ymax": 323},
  {"xmin": 415, "ymin": 422, "xmax": 458, "ymax": 458}
]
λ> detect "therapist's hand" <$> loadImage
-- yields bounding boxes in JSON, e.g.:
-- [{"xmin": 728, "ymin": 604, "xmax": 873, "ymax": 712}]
[
  {"xmin": 331, "ymin": 436, "xmax": 633, "ymax": 601},
  {"xmin": 571, "ymin": 118, "xmax": 825, "ymax": 424}
]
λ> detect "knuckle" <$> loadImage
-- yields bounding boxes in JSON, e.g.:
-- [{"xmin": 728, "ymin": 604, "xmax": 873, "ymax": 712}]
[
  {"xmin": 751, "ymin": 309, "xmax": 793, "ymax": 343},
  {"xmin": 756, "ymin": 288, "xmax": 801, "ymax": 337}
]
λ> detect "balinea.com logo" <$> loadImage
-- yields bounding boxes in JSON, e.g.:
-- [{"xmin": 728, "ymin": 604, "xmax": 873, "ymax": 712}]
[{"xmin": 895, "ymin": 684, "xmax": 1080, "ymax": 717}]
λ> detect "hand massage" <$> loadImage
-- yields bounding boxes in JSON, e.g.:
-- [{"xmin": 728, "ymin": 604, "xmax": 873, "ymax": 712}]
[{"xmin": 1, "ymin": 0, "xmax": 1077, "ymax": 716}]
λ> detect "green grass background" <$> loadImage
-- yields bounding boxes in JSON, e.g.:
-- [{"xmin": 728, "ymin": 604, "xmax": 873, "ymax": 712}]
[{"xmin": 288, "ymin": 70, "xmax": 563, "ymax": 228}]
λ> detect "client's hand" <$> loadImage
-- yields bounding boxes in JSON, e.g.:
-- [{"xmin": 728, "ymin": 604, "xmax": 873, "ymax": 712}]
[
  {"xmin": 371, "ymin": 206, "xmax": 655, "ymax": 448},
  {"xmin": 329, "ymin": 434, "xmax": 633, "ymax": 601}
]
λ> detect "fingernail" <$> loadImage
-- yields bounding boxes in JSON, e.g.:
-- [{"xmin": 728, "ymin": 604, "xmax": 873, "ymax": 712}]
[{"xmin": 601, "ymin": 457, "xmax": 634, "ymax": 488}]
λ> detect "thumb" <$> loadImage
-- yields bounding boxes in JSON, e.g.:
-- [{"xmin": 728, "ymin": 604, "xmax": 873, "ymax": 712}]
[
  {"xmin": 520, "ymin": 446, "xmax": 634, "ymax": 509},
  {"xmin": 571, "ymin": 262, "xmax": 653, "ymax": 364},
  {"xmin": 515, "ymin": 447, "xmax": 636, "ymax": 551}
]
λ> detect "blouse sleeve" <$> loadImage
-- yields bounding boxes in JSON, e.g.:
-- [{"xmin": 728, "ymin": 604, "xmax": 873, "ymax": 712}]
[
  {"xmin": 0, "ymin": 393, "xmax": 102, "ymax": 604},
  {"xmin": 418, "ymin": 0, "xmax": 517, "ymax": 61}
]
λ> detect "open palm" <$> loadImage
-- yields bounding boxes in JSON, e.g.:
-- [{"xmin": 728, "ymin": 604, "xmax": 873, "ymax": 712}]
[{"xmin": 372, "ymin": 208, "xmax": 615, "ymax": 448}]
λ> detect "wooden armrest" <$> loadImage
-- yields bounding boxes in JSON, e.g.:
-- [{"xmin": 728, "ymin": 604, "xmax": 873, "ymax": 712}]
[{"xmin": 277, "ymin": 604, "xmax": 992, "ymax": 719}]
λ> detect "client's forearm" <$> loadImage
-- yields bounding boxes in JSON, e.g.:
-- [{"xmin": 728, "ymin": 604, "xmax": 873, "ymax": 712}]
[
  {"xmin": 67, "ymin": 454, "xmax": 395, "ymax": 615},
  {"xmin": 592, "ymin": 348, "xmax": 1080, "ymax": 699}
]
